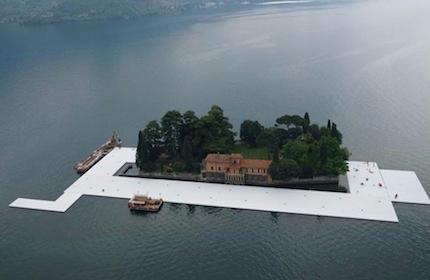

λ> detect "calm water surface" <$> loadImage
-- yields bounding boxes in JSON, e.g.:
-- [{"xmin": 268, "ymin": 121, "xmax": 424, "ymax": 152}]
[{"xmin": 1, "ymin": 0, "xmax": 430, "ymax": 279}]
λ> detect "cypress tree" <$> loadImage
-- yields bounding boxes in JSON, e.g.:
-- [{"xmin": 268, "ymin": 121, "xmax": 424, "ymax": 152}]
[
  {"xmin": 303, "ymin": 112, "xmax": 310, "ymax": 133},
  {"xmin": 327, "ymin": 119, "xmax": 332, "ymax": 130},
  {"xmin": 331, "ymin": 122, "xmax": 342, "ymax": 144},
  {"xmin": 304, "ymin": 112, "xmax": 310, "ymax": 125},
  {"xmin": 181, "ymin": 136, "xmax": 194, "ymax": 172},
  {"xmin": 136, "ymin": 130, "xmax": 150, "ymax": 170}
]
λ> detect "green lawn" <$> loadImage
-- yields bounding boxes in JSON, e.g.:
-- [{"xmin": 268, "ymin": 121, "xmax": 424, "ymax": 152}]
[{"xmin": 231, "ymin": 144, "xmax": 272, "ymax": 160}]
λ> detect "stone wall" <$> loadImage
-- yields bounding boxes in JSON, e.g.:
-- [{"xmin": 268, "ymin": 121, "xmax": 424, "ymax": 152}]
[
  {"xmin": 116, "ymin": 163, "xmax": 345, "ymax": 192},
  {"xmin": 245, "ymin": 174, "xmax": 270, "ymax": 185},
  {"xmin": 204, "ymin": 172, "xmax": 226, "ymax": 184}
]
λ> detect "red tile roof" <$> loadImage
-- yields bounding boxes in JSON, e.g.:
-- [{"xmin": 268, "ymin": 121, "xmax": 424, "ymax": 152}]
[
  {"xmin": 241, "ymin": 159, "xmax": 272, "ymax": 169},
  {"xmin": 204, "ymin": 153, "xmax": 243, "ymax": 163},
  {"xmin": 204, "ymin": 153, "xmax": 271, "ymax": 169}
]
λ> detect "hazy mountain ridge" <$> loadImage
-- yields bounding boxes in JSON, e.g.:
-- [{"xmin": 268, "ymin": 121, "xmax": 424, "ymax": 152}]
[{"xmin": 0, "ymin": 0, "xmax": 256, "ymax": 24}]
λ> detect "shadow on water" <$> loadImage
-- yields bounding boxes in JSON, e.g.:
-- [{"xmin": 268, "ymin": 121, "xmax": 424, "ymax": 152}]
[
  {"xmin": 316, "ymin": 215, "xmax": 325, "ymax": 223},
  {"xmin": 168, "ymin": 203, "xmax": 182, "ymax": 211},
  {"xmin": 129, "ymin": 210, "xmax": 152, "ymax": 217},
  {"xmin": 201, "ymin": 205, "xmax": 223, "ymax": 215},
  {"xmin": 186, "ymin": 204, "xmax": 196, "ymax": 215},
  {"xmin": 270, "ymin": 212, "xmax": 280, "ymax": 224}
]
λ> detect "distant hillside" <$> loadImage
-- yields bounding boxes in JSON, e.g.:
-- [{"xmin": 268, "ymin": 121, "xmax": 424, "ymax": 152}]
[
  {"xmin": 0, "ymin": 0, "xmax": 55, "ymax": 23},
  {"xmin": 0, "ymin": 0, "xmax": 257, "ymax": 24}
]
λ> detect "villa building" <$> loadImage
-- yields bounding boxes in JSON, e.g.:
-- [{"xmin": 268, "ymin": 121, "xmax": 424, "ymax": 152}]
[{"xmin": 202, "ymin": 153, "xmax": 272, "ymax": 185}]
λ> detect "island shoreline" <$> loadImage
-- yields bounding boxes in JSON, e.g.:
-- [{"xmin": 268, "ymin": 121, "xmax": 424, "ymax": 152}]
[{"xmin": 115, "ymin": 162, "xmax": 346, "ymax": 192}]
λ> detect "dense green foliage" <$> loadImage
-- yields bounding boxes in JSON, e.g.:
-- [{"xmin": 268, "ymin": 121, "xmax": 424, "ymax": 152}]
[
  {"xmin": 240, "ymin": 120, "xmax": 263, "ymax": 147},
  {"xmin": 136, "ymin": 121, "xmax": 162, "ymax": 171},
  {"xmin": 268, "ymin": 158, "xmax": 300, "ymax": 179},
  {"xmin": 136, "ymin": 106, "xmax": 349, "ymax": 178},
  {"xmin": 238, "ymin": 112, "xmax": 349, "ymax": 179},
  {"xmin": 136, "ymin": 105, "xmax": 235, "ymax": 173}
]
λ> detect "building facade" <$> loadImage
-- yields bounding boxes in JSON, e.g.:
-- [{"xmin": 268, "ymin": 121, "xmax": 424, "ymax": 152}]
[{"xmin": 202, "ymin": 153, "xmax": 272, "ymax": 185}]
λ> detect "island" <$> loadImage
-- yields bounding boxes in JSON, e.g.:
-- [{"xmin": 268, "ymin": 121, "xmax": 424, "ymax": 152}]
[
  {"xmin": 8, "ymin": 106, "xmax": 430, "ymax": 222},
  {"xmin": 118, "ymin": 105, "xmax": 350, "ymax": 192}
]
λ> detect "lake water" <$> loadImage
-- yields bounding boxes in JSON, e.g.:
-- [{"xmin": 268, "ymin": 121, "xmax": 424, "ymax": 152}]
[{"xmin": 1, "ymin": 0, "xmax": 430, "ymax": 279}]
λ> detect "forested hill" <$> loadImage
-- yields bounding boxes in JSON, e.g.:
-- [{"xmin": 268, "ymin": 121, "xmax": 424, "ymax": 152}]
[{"xmin": 0, "ymin": 0, "xmax": 261, "ymax": 24}]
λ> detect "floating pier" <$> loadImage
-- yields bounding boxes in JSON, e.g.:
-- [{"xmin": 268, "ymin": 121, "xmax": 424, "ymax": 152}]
[{"xmin": 9, "ymin": 148, "xmax": 430, "ymax": 222}]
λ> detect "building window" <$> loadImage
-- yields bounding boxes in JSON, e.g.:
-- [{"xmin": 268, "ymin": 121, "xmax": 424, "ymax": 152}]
[
  {"xmin": 218, "ymin": 167, "xmax": 221, "ymax": 171},
  {"xmin": 211, "ymin": 166, "xmax": 214, "ymax": 170}
]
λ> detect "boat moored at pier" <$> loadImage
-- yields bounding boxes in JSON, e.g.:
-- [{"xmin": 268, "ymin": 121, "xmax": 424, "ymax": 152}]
[
  {"xmin": 128, "ymin": 195, "xmax": 163, "ymax": 212},
  {"xmin": 74, "ymin": 132, "xmax": 121, "ymax": 175}
]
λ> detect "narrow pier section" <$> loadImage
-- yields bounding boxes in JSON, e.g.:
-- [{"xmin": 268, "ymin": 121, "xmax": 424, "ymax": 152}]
[{"xmin": 10, "ymin": 192, "xmax": 82, "ymax": 212}]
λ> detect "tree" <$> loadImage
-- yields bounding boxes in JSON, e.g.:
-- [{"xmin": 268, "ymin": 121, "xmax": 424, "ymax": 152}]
[
  {"xmin": 145, "ymin": 121, "xmax": 162, "ymax": 155},
  {"xmin": 179, "ymin": 110, "xmax": 200, "ymax": 158},
  {"xmin": 276, "ymin": 115, "xmax": 293, "ymax": 129},
  {"xmin": 240, "ymin": 120, "xmax": 264, "ymax": 147},
  {"xmin": 291, "ymin": 115, "xmax": 305, "ymax": 128},
  {"xmin": 161, "ymin": 110, "xmax": 183, "ymax": 158},
  {"xmin": 306, "ymin": 140, "xmax": 321, "ymax": 171},
  {"xmin": 135, "ymin": 107, "xmax": 350, "ymax": 177},
  {"xmin": 300, "ymin": 160, "xmax": 315, "ymax": 178},
  {"xmin": 295, "ymin": 134, "xmax": 322, "ymax": 177},
  {"xmin": 198, "ymin": 105, "xmax": 235, "ymax": 154},
  {"xmin": 319, "ymin": 135, "xmax": 349, "ymax": 175},
  {"xmin": 280, "ymin": 138, "xmax": 325, "ymax": 177},
  {"xmin": 145, "ymin": 121, "xmax": 162, "ymax": 161},
  {"xmin": 286, "ymin": 127, "xmax": 303, "ymax": 139},
  {"xmin": 136, "ymin": 130, "xmax": 148, "ymax": 169},
  {"xmin": 303, "ymin": 112, "xmax": 310, "ymax": 133},
  {"xmin": 276, "ymin": 114, "xmax": 305, "ymax": 141},
  {"xmin": 181, "ymin": 135, "xmax": 194, "ymax": 172},
  {"xmin": 308, "ymin": 124, "xmax": 322, "ymax": 140},
  {"xmin": 136, "ymin": 121, "xmax": 162, "ymax": 171},
  {"xmin": 320, "ymin": 139, "xmax": 329, "ymax": 165},
  {"xmin": 282, "ymin": 139, "xmax": 309, "ymax": 166},
  {"xmin": 268, "ymin": 158, "xmax": 300, "ymax": 180},
  {"xmin": 256, "ymin": 128, "xmax": 281, "ymax": 160},
  {"xmin": 181, "ymin": 111, "xmax": 198, "ymax": 137},
  {"xmin": 330, "ymin": 122, "xmax": 343, "ymax": 144},
  {"xmin": 320, "ymin": 126, "xmax": 330, "ymax": 137}
]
